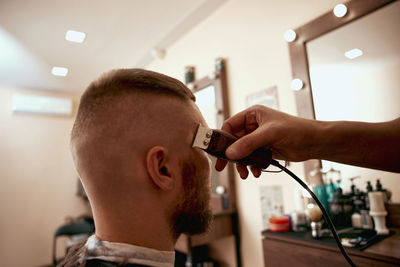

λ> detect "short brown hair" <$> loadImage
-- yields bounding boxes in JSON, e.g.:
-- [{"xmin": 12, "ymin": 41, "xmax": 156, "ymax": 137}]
[{"xmin": 71, "ymin": 68, "xmax": 195, "ymax": 141}]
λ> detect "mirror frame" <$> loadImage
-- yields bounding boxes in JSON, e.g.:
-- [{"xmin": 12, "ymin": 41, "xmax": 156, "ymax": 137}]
[{"xmin": 288, "ymin": 0, "xmax": 397, "ymax": 183}]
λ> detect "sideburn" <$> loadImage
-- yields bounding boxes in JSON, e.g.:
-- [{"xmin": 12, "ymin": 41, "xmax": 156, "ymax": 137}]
[{"xmin": 170, "ymin": 160, "xmax": 212, "ymax": 240}]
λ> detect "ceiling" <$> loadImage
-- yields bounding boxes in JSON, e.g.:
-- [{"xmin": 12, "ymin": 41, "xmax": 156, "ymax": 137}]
[
  {"xmin": 307, "ymin": 1, "xmax": 400, "ymax": 71},
  {"xmin": 0, "ymin": 0, "xmax": 227, "ymax": 93}
]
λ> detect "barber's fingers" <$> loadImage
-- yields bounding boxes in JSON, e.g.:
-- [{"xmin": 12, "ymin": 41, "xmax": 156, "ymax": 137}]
[
  {"xmin": 237, "ymin": 164, "xmax": 262, "ymax": 179},
  {"xmin": 221, "ymin": 109, "xmax": 250, "ymax": 133},
  {"xmin": 236, "ymin": 164, "xmax": 249, "ymax": 179},
  {"xmin": 216, "ymin": 160, "xmax": 262, "ymax": 178},
  {"xmin": 222, "ymin": 107, "xmax": 260, "ymax": 136},
  {"xmin": 225, "ymin": 126, "xmax": 270, "ymax": 160},
  {"xmin": 215, "ymin": 158, "xmax": 249, "ymax": 178},
  {"xmin": 215, "ymin": 158, "xmax": 228, "ymax": 171},
  {"xmin": 250, "ymin": 166, "xmax": 262, "ymax": 178}
]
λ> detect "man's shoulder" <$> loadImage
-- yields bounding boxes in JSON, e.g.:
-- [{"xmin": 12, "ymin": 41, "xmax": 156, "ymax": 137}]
[
  {"xmin": 85, "ymin": 259, "xmax": 153, "ymax": 267},
  {"xmin": 57, "ymin": 238, "xmax": 88, "ymax": 267},
  {"xmin": 57, "ymin": 238, "xmax": 152, "ymax": 267}
]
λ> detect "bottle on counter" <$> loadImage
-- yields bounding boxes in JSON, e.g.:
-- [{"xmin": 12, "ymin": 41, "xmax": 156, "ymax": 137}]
[
  {"xmin": 351, "ymin": 195, "xmax": 363, "ymax": 228},
  {"xmin": 365, "ymin": 181, "xmax": 373, "ymax": 209},
  {"xmin": 376, "ymin": 179, "xmax": 389, "ymax": 203},
  {"xmin": 329, "ymin": 184, "xmax": 353, "ymax": 227},
  {"xmin": 367, "ymin": 181, "xmax": 373, "ymax": 192},
  {"xmin": 369, "ymin": 191, "xmax": 389, "ymax": 235},
  {"xmin": 325, "ymin": 179, "xmax": 337, "ymax": 203},
  {"xmin": 360, "ymin": 209, "xmax": 374, "ymax": 229},
  {"xmin": 349, "ymin": 176, "xmax": 361, "ymax": 197}
]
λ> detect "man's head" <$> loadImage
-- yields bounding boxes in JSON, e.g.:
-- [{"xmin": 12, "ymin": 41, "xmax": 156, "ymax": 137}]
[{"xmin": 70, "ymin": 69, "xmax": 212, "ymax": 243}]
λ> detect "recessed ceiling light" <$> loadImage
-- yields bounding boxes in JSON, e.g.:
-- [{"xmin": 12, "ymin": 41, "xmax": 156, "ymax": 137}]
[
  {"xmin": 65, "ymin": 30, "xmax": 86, "ymax": 43},
  {"xmin": 345, "ymin": 48, "xmax": 363, "ymax": 59},
  {"xmin": 51, "ymin": 67, "xmax": 68, "ymax": 77}
]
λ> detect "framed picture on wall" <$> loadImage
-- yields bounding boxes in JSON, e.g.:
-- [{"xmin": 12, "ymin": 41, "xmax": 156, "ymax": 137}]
[{"xmin": 246, "ymin": 85, "xmax": 279, "ymax": 110}]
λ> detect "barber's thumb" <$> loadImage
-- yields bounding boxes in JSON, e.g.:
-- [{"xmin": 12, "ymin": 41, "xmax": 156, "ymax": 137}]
[{"xmin": 226, "ymin": 136, "xmax": 256, "ymax": 160}]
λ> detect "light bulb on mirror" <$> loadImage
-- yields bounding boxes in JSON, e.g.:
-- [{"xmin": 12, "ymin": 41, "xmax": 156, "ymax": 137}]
[
  {"xmin": 216, "ymin": 185, "xmax": 226, "ymax": 195},
  {"xmin": 208, "ymin": 71, "xmax": 217, "ymax": 80},
  {"xmin": 333, "ymin": 4, "xmax": 347, "ymax": 18},
  {"xmin": 291, "ymin": 78, "xmax": 304, "ymax": 91},
  {"xmin": 284, "ymin": 29, "xmax": 297, "ymax": 42}
]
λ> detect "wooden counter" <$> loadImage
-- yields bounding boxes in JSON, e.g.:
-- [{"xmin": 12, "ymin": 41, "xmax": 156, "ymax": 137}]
[{"xmin": 262, "ymin": 228, "xmax": 400, "ymax": 266}]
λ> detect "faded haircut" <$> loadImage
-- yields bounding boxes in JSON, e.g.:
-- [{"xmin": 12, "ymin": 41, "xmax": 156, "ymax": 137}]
[{"xmin": 71, "ymin": 68, "xmax": 195, "ymax": 141}]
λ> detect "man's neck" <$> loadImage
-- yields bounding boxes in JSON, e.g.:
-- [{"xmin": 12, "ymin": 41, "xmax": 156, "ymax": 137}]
[{"xmin": 93, "ymin": 208, "xmax": 176, "ymax": 251}]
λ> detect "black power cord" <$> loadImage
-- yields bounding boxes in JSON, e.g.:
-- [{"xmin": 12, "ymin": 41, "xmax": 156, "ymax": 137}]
[{"xmin": 269, "ymin": 159, "xmax": 356, "ymax": 267}]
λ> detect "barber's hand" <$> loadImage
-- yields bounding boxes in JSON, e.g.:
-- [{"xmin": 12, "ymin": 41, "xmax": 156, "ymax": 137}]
[{"xmin": 215, "ymin": 105, "xmax": 318, "ymax": 179}]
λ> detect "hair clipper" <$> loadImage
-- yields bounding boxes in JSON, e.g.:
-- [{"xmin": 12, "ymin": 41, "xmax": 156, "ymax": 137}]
[{"xmin": 191, "ymin": 124, "xmax": 272, "ymax": 169}]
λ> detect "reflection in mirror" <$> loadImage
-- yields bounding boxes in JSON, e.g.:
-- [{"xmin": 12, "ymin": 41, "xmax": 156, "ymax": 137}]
[
  {"xmin": 306, "ymin": 1, "xmax": 400, "ymax": 202},
  {"xmin": 195, "ymin": 85, "xmax": 219, "ymax": 193},
  {"xmin": 195, "ymin": 85, "xmax": 217, "ymax": 128}
]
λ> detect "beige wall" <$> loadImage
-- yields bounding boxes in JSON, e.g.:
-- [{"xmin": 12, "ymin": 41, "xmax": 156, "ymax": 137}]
[
  {"xmin": 0, "ymin": 87, "xmax": 88, "ymax": 267},
  {"xmin": 147, "ymin": 0, "xmax": 344, "ymax": 266}
]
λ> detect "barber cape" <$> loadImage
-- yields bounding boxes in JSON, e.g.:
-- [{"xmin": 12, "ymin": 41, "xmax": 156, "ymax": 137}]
[{"xmin": 58, "ymin": 235, "xmax": 175, "ymax": 267}]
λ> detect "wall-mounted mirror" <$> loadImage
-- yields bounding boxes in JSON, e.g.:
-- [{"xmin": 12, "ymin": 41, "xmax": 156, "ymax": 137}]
[
  {"xmin": 288, "ymin": 0, "xmax": 400, "ymax": 202},
  {"xmin": 307, "ymin": 1, "xmax": 400, "ymax": 200},
  {"xmin": 190, "ymin": 58, "xmax": 236, "ymax": 214},
  {"xmin": 194, "ymin": 84, "xmax": 220, "ymax": 193},
  {"xmin": 175, "ymin": 59, "xmax": 241, "ymax": 267}
]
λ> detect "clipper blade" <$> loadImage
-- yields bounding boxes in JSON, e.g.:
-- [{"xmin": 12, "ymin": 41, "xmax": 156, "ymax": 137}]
[
  {"xmin": 191, "ymin": 123, "xmax": 272, "ymax": 169},
  {"xmin": 191, "ymin": 124, "xmax": 213, "ymax": 150}
]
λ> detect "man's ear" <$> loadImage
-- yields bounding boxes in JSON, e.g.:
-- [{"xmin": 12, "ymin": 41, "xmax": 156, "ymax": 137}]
[{"xmin": 146, "ymin": 146, "xmax": 175, "ymax": 191}]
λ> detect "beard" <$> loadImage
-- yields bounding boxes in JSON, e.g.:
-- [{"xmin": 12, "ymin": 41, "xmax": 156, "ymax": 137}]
[{"xmin": 170, "ymin": 159, "xmax": 213, "ymax": 239}]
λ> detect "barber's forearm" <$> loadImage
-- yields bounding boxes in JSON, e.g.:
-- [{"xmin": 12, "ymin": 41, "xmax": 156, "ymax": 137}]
[{"xmin": 312, "ymin": 119, "xmax": 400, "ymax": 173}]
